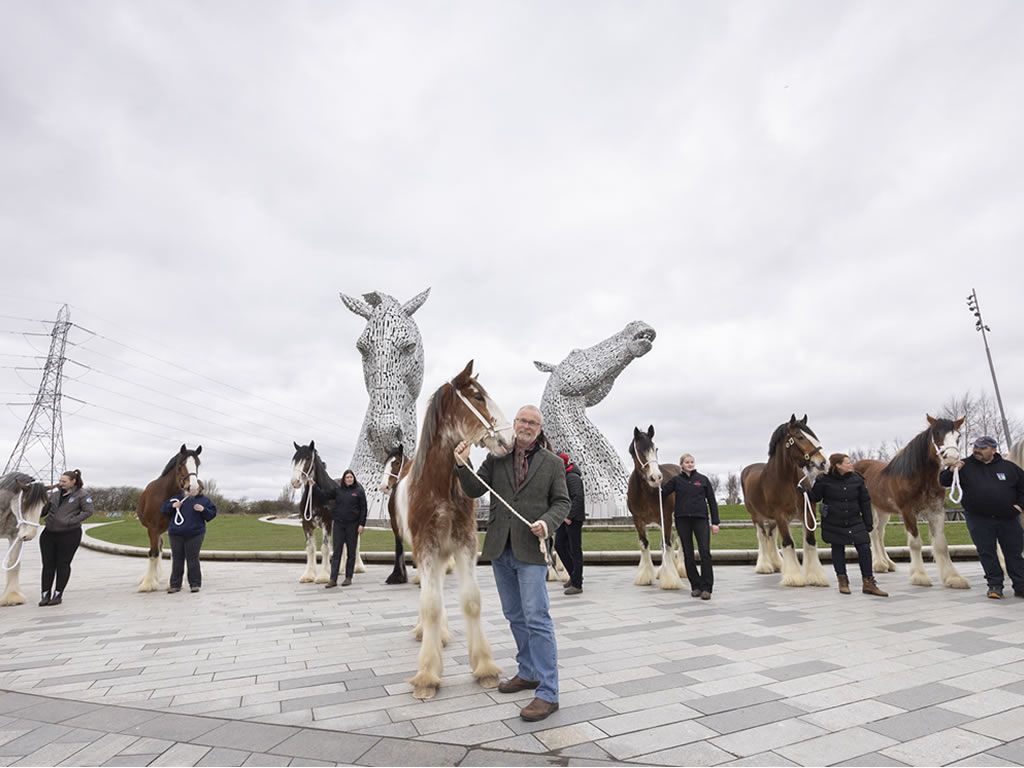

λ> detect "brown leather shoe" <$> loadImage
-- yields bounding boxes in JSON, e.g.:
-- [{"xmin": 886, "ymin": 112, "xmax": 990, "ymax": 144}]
[
  {"xmin": 837, "ymin": 575, "xmax": 851, "ymax": 595},
  {"xmin": 862, "ymin": 577, "xmax": 888, "ymax": 597},
  {"xmin": 498, "ymin": 676, "xmax": 540, "ymax": 694},
  {"xmin": 519, "ymin": 696, "xmax": 559, "ymax": 721}
]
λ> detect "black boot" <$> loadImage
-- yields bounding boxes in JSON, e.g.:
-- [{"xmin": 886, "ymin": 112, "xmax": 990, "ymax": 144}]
[
  {"xmin": 38, "ymin": 592, "xmax": 51, "ymax": 607},
  {"xmin": 48, "ymin": 591, "xmax": 62, "ymax": 606}
]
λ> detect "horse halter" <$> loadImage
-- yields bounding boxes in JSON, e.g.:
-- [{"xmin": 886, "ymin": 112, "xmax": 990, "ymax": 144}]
[
  {"xmin": 630, "ymin": 442, "xmax": 660, "ymax": 474},
  {"xmin": 450, "ymin": 380, "xmax": 507, "ymax": 445},
  {"xmin": 784, "ymin": 435, "xmax": 821, "ymax": 466},
  {"xmin": 297, "ymin": 456, "xmax": 317, "ymax": 522}
]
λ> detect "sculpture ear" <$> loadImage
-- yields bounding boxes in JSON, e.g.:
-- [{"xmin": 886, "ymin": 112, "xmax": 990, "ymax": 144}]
[
  {"xmin": 647, "ymin": 424, "xmax": 655, "ymax": 438},
  {"xmin": 339, "ymin": 292, "xmax": 373, "ymax": 319},
  {"xmin": 534, "ymin": 361, "xmax": 556, "ymax": 373},
  {"xmin": 402, "ymin": 288, "xmax": 431, "ymax": 317}
]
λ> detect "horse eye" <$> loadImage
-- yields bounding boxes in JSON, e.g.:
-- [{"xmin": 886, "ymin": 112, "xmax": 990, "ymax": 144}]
[{"xmin": 473, "ymin": 394, "xmax": 485, "ymax": 402}]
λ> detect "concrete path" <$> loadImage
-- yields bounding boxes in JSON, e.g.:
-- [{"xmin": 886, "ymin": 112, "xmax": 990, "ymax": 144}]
[{"xmin": 2, "ymin": 543, "xmax": 1024, "ymax": 766}]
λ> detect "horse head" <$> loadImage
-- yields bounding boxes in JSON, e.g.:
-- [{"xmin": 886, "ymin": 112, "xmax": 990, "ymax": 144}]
[
  {"xmin": 379, "ymin": 445, "xmax": 407, "ymax": 492},
  {"xmin": 535, "ymin": 320, "xmax": 655, "ymax": 407},
  {"xmin": 773, "ymin": 415, "xmax": 827, "ymax": 480},
  {"xmin": 291, "ymin": 440, "xmax": 319, "ymax": 489},
  {"xmin": 630, "ymin": 425, "xmax": 663, "ymax": 488},
  {"xmin": 340, "ymin": 289, "xmax": 428, "ymax": 462},
  {"xmin": 450, "ymin": 360, "xmax": 513, "ymax": 457},
  {"xmin": 927, "ymin": 414, "xmax": 965, "ymax": 467},
  {"xmin": 173, "ymin": 444, "xmax": 202, "ymax": 495},
  {"xmin": 9, "ymin": 477, "xmax": 47, "ymax": 543}
]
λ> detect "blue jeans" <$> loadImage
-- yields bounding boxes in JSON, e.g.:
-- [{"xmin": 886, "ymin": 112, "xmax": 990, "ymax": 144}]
[{"xmin": 492, "ymin": 544, "xmax": 559, "ymax": 703}]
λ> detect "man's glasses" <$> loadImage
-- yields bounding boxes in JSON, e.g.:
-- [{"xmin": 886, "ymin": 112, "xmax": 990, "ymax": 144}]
[{"xmin": 515, "ymin": 418, "xmax": 542, "ymax": 427}]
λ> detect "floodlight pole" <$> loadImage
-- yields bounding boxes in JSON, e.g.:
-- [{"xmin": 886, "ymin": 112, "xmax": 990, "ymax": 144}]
[{"xmin": 966, "ymin": 288, "xmax": 1012, "ymax": 448}]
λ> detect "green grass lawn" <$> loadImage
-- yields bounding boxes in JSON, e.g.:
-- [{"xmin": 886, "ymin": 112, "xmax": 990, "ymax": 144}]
[{"xmin": 87, "ymin": 514, "xmax": 974, "ymax": 551}]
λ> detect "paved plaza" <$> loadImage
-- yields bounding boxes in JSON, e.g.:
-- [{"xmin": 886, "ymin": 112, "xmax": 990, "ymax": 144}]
[{"xmin": 3, "ymin": 544, "xmax": 1024, "ymax": 767}]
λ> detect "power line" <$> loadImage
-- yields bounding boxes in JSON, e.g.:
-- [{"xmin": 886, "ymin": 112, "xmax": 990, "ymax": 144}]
[{"xmin": 71, "ymin": 321, "xmax": 355, "ymax": 432}]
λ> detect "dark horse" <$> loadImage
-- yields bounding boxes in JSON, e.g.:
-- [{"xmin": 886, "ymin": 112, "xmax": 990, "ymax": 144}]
[
  {"xmin": 855, "ymin": 415, "xmax": 968, "ymax": 588},
  {"xmin": 382, "ymin": 445, "xmax": 412, "ymax": 584},
  {"xmin": 392, "ymin": 360, "xmax": 512, "ymax": 700},
  {"xmin": 741, "ymin": 415, "xmax": 829, "ymax": 587},
  {"xmin": 626, "ymin": 425, "xmax": 685, "ymax": 589},
  {"xmin": 290, "ymin": 441, "xmax": 337, "ymax": 584},
  {"xmin": 137, "ymin": 445, "xmax": 201, "ymax": 592}
]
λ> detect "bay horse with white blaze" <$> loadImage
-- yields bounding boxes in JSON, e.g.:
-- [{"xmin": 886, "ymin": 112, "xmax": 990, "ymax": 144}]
[
  {"xmin": 1, "ymin": 473, "xmax": 49, "ymax": 606},
  {"xmin": 290, "ymin": 441, "xmax": 336, "ymax": 584},
  {"xmin": 137, "ymin": 445, "xmax": 202, "ymax": 592},
  {"xmin": 855, "ymin": 415, "xmax": 968, "ymax": 588},
  {"xmin": 393, "ymin": 360, "xmax": 513, "ymax": 700},
  {"xmin": 627, "ymin": 426, "xmax": 686, "ymax": 589},
  {"xmin": 742, "ymin": 415, "xmax": 829, "ymax": 587},
  {"xmin": 382, "ymin": 445, "xmax": 412, "ymax": 584}
]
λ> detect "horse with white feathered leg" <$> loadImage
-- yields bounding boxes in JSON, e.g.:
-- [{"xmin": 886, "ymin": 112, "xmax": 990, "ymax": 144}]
[
  {"xmin": 290, "ymin": 441, "xmax": 335, "ymax": 584},
  {"xmin": 626, "ymin": 426, "xmax": 686, "ymax": 590},
  {"xmin": 1, "ymin": 473, "xmax": 49, "ymax": 607}
]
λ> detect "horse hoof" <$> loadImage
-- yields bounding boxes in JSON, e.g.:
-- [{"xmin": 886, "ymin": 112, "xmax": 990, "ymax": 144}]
[
  {"xmin": 412, "ymin": 685, "xmax": 438, "ymax": 700},
  {"xmin": 299, "ymin": 575, "xmax": 315, "ymax": 584},
  {"xmin": 633, "ymin": 575, "xmax": 653, "ymax": 586},
  {"xmin": 0, "ymin": 593, "xmax": 25, "ymax": 607},
  {"xmin": 910, "ymin": 573, "xmax": 933, "ymax": 587},
  {"xmin": 945, "ymin": 576, "xmax": 970, "ymax": 589},
  {"xmin": 754, "ymin": 564, "xmax": 775, "ymax": 574},
  {"xmin": 314, "ymin": 575, "xmax": 330, "ymax": 584},
  {"xmin": 780, "ymin": 576, "xmax": 807, "ymax": 587},
  {"xmin": 476, "ymin": 673, "xmax": 500, "ymax": 689},
  {"xmin": 385, "ymin": 574, "xmax": 407, "ymax": 585}
]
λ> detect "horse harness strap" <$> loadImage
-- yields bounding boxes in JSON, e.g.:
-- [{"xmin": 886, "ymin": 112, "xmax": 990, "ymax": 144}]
[
  {"xmin": 450, "ymin": 381, "xmax": 504, "ymax": 443},
  {"xmin": 933, "ymin": 438, "xmax": 964, "ymax": 505}
]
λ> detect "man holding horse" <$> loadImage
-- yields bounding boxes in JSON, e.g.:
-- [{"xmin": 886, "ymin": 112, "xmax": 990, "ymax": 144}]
[
  {"xmin": 454, "ymin": 404, "xmax": 570, "ymax": 722},
  {"xmin": 941, "ymin": 435, "xmax": 1024, "ymax": 599}
]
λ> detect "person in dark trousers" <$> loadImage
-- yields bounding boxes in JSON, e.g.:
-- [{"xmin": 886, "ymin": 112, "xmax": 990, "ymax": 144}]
[
  {"xmin": 554, "ymin": 452, "xmax": 585, "ymax": 595},
  {"xmin": 38, "ymin": 469, "xmax": 94, "ymax": 606},
  {"xmin": 661, "ymin": 454, "xmax": 719, "ymax": 600},
  {"xmin": 320, "ymin": 470, "xmax": 367, "ymax": 588},
  {"xmin": 807, "ymin": 453, "xmax": 887, "ymax": 597},
  {"xmin": 160, "ymin": 484, "xmax": 217, "ymax": 593},
  {"xmin": 940, "ymin": 435, "xmax": 1024, "ymax": 599}
]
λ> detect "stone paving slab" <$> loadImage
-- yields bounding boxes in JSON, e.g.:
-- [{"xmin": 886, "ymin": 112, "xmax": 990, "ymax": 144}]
[{"xmin": 3, "ymin": 547, "xmax": 1024, "ymax": 765}]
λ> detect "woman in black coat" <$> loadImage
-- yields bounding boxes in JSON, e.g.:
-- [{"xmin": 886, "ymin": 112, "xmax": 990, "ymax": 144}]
[
  {"xmin": 807, "ymin": 453, "xmax": 887, "ymax": 597},
  {"xmin": 324, "ymin": 470, "xmax": 367, "ymax": 588}
]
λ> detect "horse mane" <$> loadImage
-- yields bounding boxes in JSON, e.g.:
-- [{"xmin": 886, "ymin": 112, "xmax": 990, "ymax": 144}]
[
  {"xmin": 159, "ymin": 451, "xmax": 198, "ymax": 477},
  {"xmin": 768, "ymin": 421, "xmax": 818, "ymax": 457},
  {"xmin": 411, "ymin": 383, "xmax": 451, "ymax": 482},
  {"xmin": 0, "ymin": 472, "xmax": 48, "ymax": 507},
  {"xmin": 883, "ymin": 418, "xmax": 956, "ymax": 478}
]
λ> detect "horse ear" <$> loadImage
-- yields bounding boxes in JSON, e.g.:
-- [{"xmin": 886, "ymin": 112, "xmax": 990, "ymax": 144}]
[
  {"xmin": 195, "ymin": 445, "xmax": 202, "ymax": 456},
  {"xmin": 534, "ymin": 361, "xmax": 556, "ymax": 373},
  {"xmin": 339, "ymin": 292, "xmax": 373, "ymax": 319},
  {"xmin": 16, "ymin": 478, "xmax": 29, "ymax": 491},
  {"xmin": 789, "ymin": 414, "xmax": 797, "ymax": 426},
  {"xmin": 953, "ymin": 416, "xmax": 965, "ymax": 429},
  {"xmin": 180, "ymin": 444, "xmax": 187, "ymax": 453},
  {"xmin": 401, "ymin": 288, "xmax": 430, "ymax": 317},
  {"xmin": 926, "ymin": 414, "xmax": 937, "ymax": 426},
  {"xmin": 455, "ymin": 360, "xmax": 474, "ymax": 383},
  {"xmin": 800, "ymin": 414, "xmax": 808, "ymax": 425},
  {"xmin": 647, "ymin": 424, "xmax": 655, "ymax": 438},
  {"xmin": 294, "ymin": 441, "xmax": 300, "ymax": 450},
  {"xmin": 633, "ymin": 426, "xmax": 642, "ymax": 439},
  {"xmin": 309, "ymin": 440, "xmax": 315, "ymax": 451}
]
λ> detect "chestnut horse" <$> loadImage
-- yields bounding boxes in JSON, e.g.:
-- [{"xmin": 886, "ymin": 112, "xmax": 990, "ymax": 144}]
[
  {"xmin": 1, "ymin": 473, "xmax": 49, "ymax": 606},
  {"xmin": 855, "ymin": 415, "xmax": 968, "ymax": 588},
  {"xmin": 742, "ymin": 415, "xmax": 829, "ymax": 587},
  {"xmin": 137, "ymin": 445, "xmax": 201, "ymax": 592},
  {"xmin": 290, "ymin": 441, "xmax": 336, "ymax": 584},
  {"xmin": 392, "ymin": 360, "xmax": 513, "ymax": 700},
  {"xmin": 627, "ymin": 426, "xmax": 685, "ymax": 589}
]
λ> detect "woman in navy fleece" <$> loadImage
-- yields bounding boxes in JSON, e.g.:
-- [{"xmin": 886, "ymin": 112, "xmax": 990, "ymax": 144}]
[{"xmin": 161, "ymin": 483, "xmax": 217, "ymax": 594}]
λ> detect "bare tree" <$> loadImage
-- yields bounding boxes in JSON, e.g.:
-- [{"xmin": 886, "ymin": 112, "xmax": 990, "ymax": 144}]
[
  {"xmin": 708, "ymin": 473, "xmax": 722, "ymax": 496},
  {"xmin": 725, "ymin": 472, "xmax": 741, "ymax": 505},
  {"xmin": 940, "ymin": 390, "xmax": 1023, "ymax": 449},
  {"xmin": 848, "ymin": 439, "xmax": 901, "ymax": 463}
]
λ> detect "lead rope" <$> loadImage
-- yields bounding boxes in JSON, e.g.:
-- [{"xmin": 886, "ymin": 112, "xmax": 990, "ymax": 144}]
[
  {"xmin": 173, "ymin": 494, "xmax": 191, "ymax": 527},
  {"xmin": 800, "ymin": 471, "xmax": 817, "ymax": 532},
  {"xmin": 459, "ymin": 462, "xmax": 532, "ymax": 528},
  {"xmin": 2, "ymin": 490, "xmax": 42, "ymax": 572},
  {"xmin": 935, "ymin": 439, "xmax": 965, "ymax": 505},
  {"xmin": 301, "ymin": 464, "xmax": 316, "ymax": 522}
]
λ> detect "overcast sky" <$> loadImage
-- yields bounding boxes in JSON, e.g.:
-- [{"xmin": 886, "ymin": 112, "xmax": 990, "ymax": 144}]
[{"xmin": 2, "ymin": 1, "xmax": 1022, "ymax": 501}]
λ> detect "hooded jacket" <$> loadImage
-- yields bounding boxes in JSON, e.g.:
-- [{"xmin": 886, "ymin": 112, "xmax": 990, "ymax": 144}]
[
  {"xmin": 940, "ymin": 454, "xmax": 1024, "ymax": 519},
  {"xmin": 43, "ymin": 488, "xmax": 95, "ymax": 532}
]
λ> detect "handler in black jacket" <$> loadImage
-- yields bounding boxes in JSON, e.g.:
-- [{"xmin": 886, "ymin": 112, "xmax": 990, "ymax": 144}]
[
  {"xmin": 320, "ymin": 470, "xmax": 368, "ymax": 588},
  {"xmin": 661, "ymin": 454, "xmax": 719, "ymax": 599},
  {"xmin": 554, "ymin": 452, "xmax": 585, "ymax": 595},
  {"xmin": 807, "ymin": 454, "xmax": 887, "ymax": 597},
  {"xmin": 940, "ymin": 435, "xmax": 1024, "ymax": 599}
]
